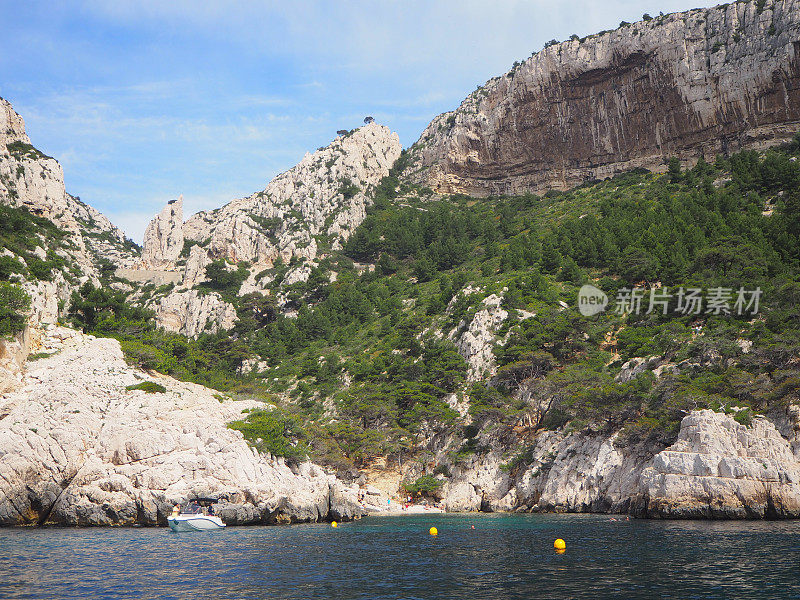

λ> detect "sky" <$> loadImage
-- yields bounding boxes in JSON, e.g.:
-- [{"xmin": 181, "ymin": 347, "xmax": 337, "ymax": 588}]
[{"xmin": 1, "ymin": 0, "xmax": 714, "ymax": 242}]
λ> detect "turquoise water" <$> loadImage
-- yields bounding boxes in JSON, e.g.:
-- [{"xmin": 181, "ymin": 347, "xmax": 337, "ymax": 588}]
[{"xmin": 1, "ymin": 513, "xmax": 798, "ymax": 599}]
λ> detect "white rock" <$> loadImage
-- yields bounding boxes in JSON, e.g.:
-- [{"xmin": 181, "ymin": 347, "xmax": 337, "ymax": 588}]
[
  {"xmin": 0, "ymin": 327, "xmax": 362, "ymax": 526},
  {"xmin": 141, "ymin": 196, "xmax": 184, "ymax": 269},
  {"xmin": 154, "ymin": 290, "xmax": 237, "ymax": 338}
]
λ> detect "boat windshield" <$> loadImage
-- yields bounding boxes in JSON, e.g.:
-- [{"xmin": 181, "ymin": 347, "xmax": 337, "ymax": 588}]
[{"xmin": 181, "ymin": 503, "xmax": 204, "ymax": 515}]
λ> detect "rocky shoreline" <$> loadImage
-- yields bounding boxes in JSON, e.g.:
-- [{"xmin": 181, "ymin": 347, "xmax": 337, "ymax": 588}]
[
  {"xmin": 0, "ymin": 325, "xmax": 366, "ymax": 527},
  {"xmin": 432, "ymin": 408, "xmax": 800, "ymax": 520},
  {"xmin": 2, "ymin": 324, "xmax": 800, "ymax": 526}
]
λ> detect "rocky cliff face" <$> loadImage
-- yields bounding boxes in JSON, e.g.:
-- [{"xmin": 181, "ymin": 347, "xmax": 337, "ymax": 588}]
[
  {"xmin": 0, "ymin": 325, "xmax": 363, "ymax": 526},
  {"xmin": 0, "ymin": 98, "xmax": 139, "ymax": 391},
  {"xmin": 128, "ymin": 123, "xmax": 401, "ymax": 337},
  {"xmin": 404, "ymin": 0, "xmax": 800, "ymax": 195},
  {"xmin": 0, "ymin": 97, "xmax": 136, "ymax": 270},
  {"xmin": 141, "ymin": 195, "xmax": 184, "ymax": 269},
  {"xmin": 154, "ymin": 289, "xmax": 238, "ymax": 338},
  {"xmin": 448, "ymin": 293, "xmax": 508, "ymax": 382},
  {"xmin": 182, "ymin": 123, "xmax": 401, "ymax": 268},
  {"xmin": 429, "ymin": 409, "xmax": 800, "ymax": 518}
]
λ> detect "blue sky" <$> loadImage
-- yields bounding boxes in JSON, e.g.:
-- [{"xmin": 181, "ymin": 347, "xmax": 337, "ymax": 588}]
[{"xmin": 1, "ymin": 0, "xmax": 713, "ymax": 242}]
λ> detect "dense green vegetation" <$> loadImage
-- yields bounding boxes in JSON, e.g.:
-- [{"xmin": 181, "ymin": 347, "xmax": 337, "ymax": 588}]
[
  {"xmin": 0, "ymin": 204, "xmax": 69, "ymax": 283},
  {"xmin": 125, "ymin": 381, "xmax": 167, "ymax": 393},
  {"xmin": 0, "ymin": 282, "xmax": 31, "ymax": 338},
  {"xmin": 66, "ymin": 138, "xmax": 800, "ymax": 470},
  {"xmin": 403, "ymin": 475, "xmax": 444, "ymax": 496},
  {"xmin": 0, "ymin": 203, "xmax": 73, "ymax": 337}
]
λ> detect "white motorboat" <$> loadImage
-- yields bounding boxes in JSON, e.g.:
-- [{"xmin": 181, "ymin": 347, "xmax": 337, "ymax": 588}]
[{"xmin": 168, "ymin": 501, "xmax": 226, "ymax": 532}]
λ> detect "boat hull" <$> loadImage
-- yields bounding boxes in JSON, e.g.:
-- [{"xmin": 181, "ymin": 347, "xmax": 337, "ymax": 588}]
[{"xmin": 168, "ymin": 515, "xmax": 226, "ymax": 532}]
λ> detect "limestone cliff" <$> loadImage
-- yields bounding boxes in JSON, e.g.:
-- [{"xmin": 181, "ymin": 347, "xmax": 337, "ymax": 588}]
[
  {"xmin": 404, "ymin": 0, "xmax": 800, "ymax": 195},
  {"xmin": 154, "ymin": 289, "xmax": 237, "ymax": 338},
  {"xmin": 129, "ymin": 122, "xmax": 401, "ymax": 337},
  {"xmin": 141, "ymin": 195, "xmax": 184, "ymax": 269},
  {"xmin": 0, "ymin": 325, "xmax": 363, "ymax": 526},
  {"xmin": 425, "ymin": 409, "xmax": 800, "ymax": 518},
  {"xmin": 182, "ymin": 123, "xmax": 401, "ymax": 268},
  {"xmin": 0, "ymin": 97, "xmax": 139, "ymax": 391},
  {"xmin": 0, "ymin": 97, "xmax": 136, "ymax": 270}
]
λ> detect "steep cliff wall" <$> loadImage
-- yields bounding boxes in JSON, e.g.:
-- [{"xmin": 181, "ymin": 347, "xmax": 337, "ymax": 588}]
[
  {"xmin": 0, "ymin": 98, "xmax": 140, "ymax": 391},
  {"xmin": 429, "ymin": 410, "xmax": 800, "ymax": 518},
  {"xmin": 141, "ymin": 195, "xmax": 184, "ymax": 269},
  {"xmin": 182, "ymin": 123, "xmax": 401, "ymax": 267},
  {"xmin": 404, "ymin": 0, "xmax": 800, "ymax": 195}
]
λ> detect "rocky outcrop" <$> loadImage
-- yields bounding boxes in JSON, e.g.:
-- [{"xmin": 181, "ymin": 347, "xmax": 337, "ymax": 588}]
[
  {"xmin": 404, "ymin": 0, "xmax": 800, "ymax": 196},
  {"xmin": 183, "ymin": 123, "xmax": 401, "ymax": 267},
  {"xmin": 449, "ymin": 293, "xmax": 507, "ymax": 382},
  {"xmin": 640, "ymin": 410, "xmax": 800, "ymax": 518},
  {"xmin": 0, "ymin": 274, "xmax": 80, "ymax": 394},
  {"xmin": 0, "ymin": 328, "xmax": 32, "ymax": 395},
  {"xmin": 0, "ymin": 326, "xmax": 362, "ymax": 526},
  {"xmin": 154, "ymin": 290, "xmax": 237, "ymax": 338},
  {"xmin": 122, "ymin": 123, "xmax": 401, "ymax": 337},
  {"xmin": 0, "ymin": 97, "xmax": 136, "ymax": 272},
  {"xmin": 141, "ymin": 196, "xmax": 183, "ymax": 269},
  {"xmin": 182, "ymin": 243, "xmax": 211, "ymax": 288},
  {"xmin": 0, "ymin": 96, "xmax": 139, "ymax": 381},
  {"xmin": 437, "ymin": 409, "xmax": 800, "ymax": 518}
]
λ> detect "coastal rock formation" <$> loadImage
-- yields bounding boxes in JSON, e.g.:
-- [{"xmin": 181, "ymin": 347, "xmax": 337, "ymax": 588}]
[
  {"xmin": 641, "ymin": 410, "xmax": 800, "ymax": 518},
  {"xmin": 438, "ymin": 409, "xmax": 800, "ymax": 518},
  {"xmin": 0, "ymin": 326, "xmax": 362, "ymax": 526},
  {"xmin": 141, "ymin": 196, "xmax": 184, "ymax": 269},
  {"xmin": 154, "ymin": 289, "xmax": 237, "ymax": 338},
  {"xmin": 404, "ymin": 0, "xmax": 800, "ymax": 195}
]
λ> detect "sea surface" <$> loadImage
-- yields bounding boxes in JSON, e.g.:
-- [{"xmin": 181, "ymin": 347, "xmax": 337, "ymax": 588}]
[{"xmin": 1, "ymin": 513, "xmax": 798, "ymax": 599}]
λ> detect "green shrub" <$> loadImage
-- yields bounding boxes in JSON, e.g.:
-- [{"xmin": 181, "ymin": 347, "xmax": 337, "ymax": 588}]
[
  {"xmin": 0, "ymin": 282, "xmax": 30, "ymax": 338},
  {"xmin": 228, "ymin": 409, "xmax": 309, "ymax": 462},
  {"xmin": 733, "ymin": 408, "xmax": 753, "ymax": 427},
  {"xmin": 338, "ymin": 178, "xmax": 360, "ymax": 200},
  {"xmin": 119, "ymin": 339, "xmax": 177, "ymax": 372},
  {"xmin": 126, "ymin": 381, "xmax": 167, "ymax": 393},
  {"xmin": 0, "ymin": 255, "xmax": 25, "ymax": 281},
  {"xmin": 402, "ymin": 475, "xmax": 443, "ymax": 495}
]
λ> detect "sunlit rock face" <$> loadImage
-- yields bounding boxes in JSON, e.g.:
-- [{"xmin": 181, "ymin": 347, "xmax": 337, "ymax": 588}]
[
  {"xmin": 404, "ymin": 0, "xmax": 800, "ymax": 196},
  {"xmin": 183, "ymin": 122, "xmax": 402, "ymax": 266},
  {"xmin": 141, "ymin": 196, "xmax": 184, "ymax": 269},
  {"xmin": 0, "ymin": 327, "xmax": 363, "ymax": 526},
  {"xmin": 132, "ymin": 122, "xmax": 401, "ymax": 337},
  {"xmin": 0, "ymin": 97, "xmax": 135, "ymax": 272}
]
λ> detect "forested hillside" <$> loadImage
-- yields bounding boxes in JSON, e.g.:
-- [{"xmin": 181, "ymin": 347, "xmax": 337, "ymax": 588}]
[{"xmin": 62, "ymin": 136, "xmax": 800, "ymax": 480}]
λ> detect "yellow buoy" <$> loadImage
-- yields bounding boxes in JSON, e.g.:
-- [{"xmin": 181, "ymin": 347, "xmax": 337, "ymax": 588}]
[
  {"xmin": 429, "ymin": 526, "xmax": 438, "ymax": 536},
  {"xmin": 554, "ymin": 538, "xmax": 566, "ymax": 551},
  {"xmin": 331, "ymin": 521, "xmax": 338, "ymax": 528}
]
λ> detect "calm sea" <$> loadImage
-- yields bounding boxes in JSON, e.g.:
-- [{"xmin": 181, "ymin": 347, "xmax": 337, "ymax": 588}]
[{"xmin": 1, "ymin": 513, "xmax": 798, "ymax": 599}]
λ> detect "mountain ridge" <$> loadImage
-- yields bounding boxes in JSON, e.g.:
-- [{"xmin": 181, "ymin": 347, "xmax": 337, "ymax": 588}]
[{"xmin": 401, "ymin": 0, "xmax": 800, "ymax": 195}]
